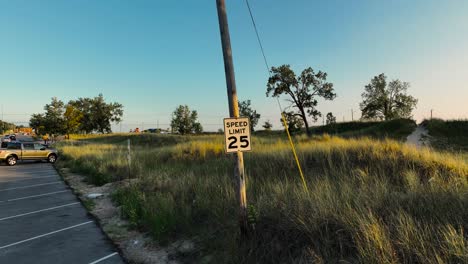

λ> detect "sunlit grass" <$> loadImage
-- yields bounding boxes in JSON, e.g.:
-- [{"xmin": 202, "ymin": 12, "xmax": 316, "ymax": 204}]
[{"xmin": 57, "ymin": 133, "xmax": 468, "ymax": 263}]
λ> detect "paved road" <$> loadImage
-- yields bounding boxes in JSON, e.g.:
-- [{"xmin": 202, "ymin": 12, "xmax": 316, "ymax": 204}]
[{"xmin": 0, "ymin": 161, "xmax": 125, "ymax": 264}]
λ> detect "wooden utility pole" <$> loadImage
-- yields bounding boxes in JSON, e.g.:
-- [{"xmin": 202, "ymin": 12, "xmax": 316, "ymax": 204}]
[
  {"xmin": 351, "ymin": 109, "xmax": 354, "ymax": 121},
  {"xmin": 216, "ymin": 0, "xmax": 249, "ymax": 234},
  {"xmin": 430, "ymin": 109, "xmax": 433, "ymax": 120}
]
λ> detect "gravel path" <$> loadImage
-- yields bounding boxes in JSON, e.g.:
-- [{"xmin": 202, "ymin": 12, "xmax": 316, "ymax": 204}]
[{"xmin": 406, "ymin": 125, "xmax": 429, "ymax": 148}]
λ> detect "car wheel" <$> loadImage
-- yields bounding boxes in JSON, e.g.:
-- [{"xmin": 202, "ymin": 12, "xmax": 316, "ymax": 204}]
[
  {"xmin": 6, "ymin": 156, "xmax": 17, "ymax": 166},
  {"xmin": 48, "ymin": 154, "xmax": 57, "ymax": 163}
]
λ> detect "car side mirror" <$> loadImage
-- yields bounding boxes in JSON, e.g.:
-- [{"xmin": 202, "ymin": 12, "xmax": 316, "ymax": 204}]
[{"xmin": 40, "ymin": 147, "xmax": 46, "ymax": 151}]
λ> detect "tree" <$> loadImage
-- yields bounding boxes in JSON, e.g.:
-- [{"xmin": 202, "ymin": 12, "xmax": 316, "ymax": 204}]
[
  {"xmin": 68, "ymin": 97, "xmax": 93, "ymax": 133},
  {"xmin": 69, "ymin": 94, "xmax": 123, "ymax": 133},
  {"xmin": 30, "ymin": 94, "xmax": 123, "ymax": 135},
  {"xmin": 238, "ymin": 100, "xmax": 261, "ymax": 131},
  {"xmin": 326, "ymin": 112, "xmax": 336, "ymax": 125},
  {"xmin": 360, "ymin": 73, "xmax": 417, "ymax": 120},
  {"xmin": 29, "ymin": 114, "xmax": 46, "ymax": 135},
  {"xmin": 64, "ymin": 104, "xmax": 83, "ymax": 138},
  {"xmin": 267, "ymin": 65, "xmax": 336, "ymax": 136},
  {"xmin": 1, "ymin": 120, "xmax": 16, "ymax": 134},
  {"xmin": 89, "ymin": 94, "xmax": 123, "ymax": 133},
  {"xmin": 170, "ymin": 105, "xmax": 203, "ymax": 134},
  {"xmin": 262, "ymin": 120, "xmax": 273, "ymax": 131},
  {"xmin": 280, "ymin": 111, "xmax": 304, "ymax": 133},
  {"xmin": 43, "ymin": 97, "xmax": 66, "ymax": 136}
]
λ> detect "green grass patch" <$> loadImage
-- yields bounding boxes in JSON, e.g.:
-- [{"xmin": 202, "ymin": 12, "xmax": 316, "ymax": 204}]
[
  {"xmin": 255, "ymin": 118, "xmax": 417, "ymax": 141},
  {"xmin": 422, "ymin": 119, "xmax": 468, "ymax": 152},
  {"xmin": 57, "ymin": 133, "xmax": 468, "ymax": 263},
  {"xmin": 82, "ymin": 198, "xmax": 96, "ymax": 211},
  {"xmin": 311, "ymin": 118, "xmax": 417, "ymax": 140}
]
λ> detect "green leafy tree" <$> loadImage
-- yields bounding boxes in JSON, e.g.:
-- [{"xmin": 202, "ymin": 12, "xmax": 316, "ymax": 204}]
[
  {"xmin": 267, "ymin": 64, "xmax": 336, "ymax": 136},
  {"xmin": 170, "ymin": 105, "xmax": 203, "ymax": 134},
  {"xmin": 68, "ymin": 97, "xmax": 93, "ymax": 133},
  {"xmin": 360, "ymin": 73, "xmax": 418, "ymax": 120},
  {"xmin": 69, "ymin": 94, "xmax": 123, "ymax": 133},
  {"xmin": 29, "ymin": 114, "xmax": 46, "ymax": 135},
  {"xmin": 280, "ymin": 111, "xmax": 304, "ymax": 133},
  {"xmin": 89, "ymin": 94, "xmax": 123, "ymax": 133},
  {"xmin": 238, "ymin": 100, "xmax": 261, "ymax": 131},
  {"xmin": 30, "ymin": 94, "xmax": 123, "ymax": 135},
  {"xmin": 262, "ymin": 120, "xmax": 273, "ymax": 131},
  {"xmin": 326, "ymin": 112, "xmax": 336, "ymax": 125},
  {"xmin": 43, "ymin": 97, "xmax": 66, "ymax": 136},
  {"xmin": 64, "ymin": 104, "xmax": 84, "ymax": 138}
]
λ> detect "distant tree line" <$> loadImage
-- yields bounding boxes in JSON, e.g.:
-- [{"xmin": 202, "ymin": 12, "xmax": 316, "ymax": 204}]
[
  {"xmin": 0, "ymin": 120, "xmax": 16, "ymax": 134},
  {"xmin": 26, "ymin": 70, "xmax": 416, "ymax": 138},
  {"xmin": 29, "ymin": 94, "xmax": 123, "ymax": 137},
  {"xmin": 171, "ymin": 70, "xmax": 418, "ymax": 135},
  {"xmin": 170, "ymin": 100, "xmax": 263, "ymax": 135}
]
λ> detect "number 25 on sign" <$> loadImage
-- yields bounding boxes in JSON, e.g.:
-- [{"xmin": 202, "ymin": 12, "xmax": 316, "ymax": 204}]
[{"xmin": 223, "ymin": 117, "xmax": 252, "ymax": 153}]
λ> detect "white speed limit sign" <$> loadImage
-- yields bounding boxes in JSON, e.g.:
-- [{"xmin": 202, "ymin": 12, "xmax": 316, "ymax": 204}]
[{"xmin": 223, "ymin": 117, "xmax": 251, "ymax": 153}]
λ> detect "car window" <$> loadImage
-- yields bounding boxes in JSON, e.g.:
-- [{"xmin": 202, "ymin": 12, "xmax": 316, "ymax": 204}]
[
  {"xmin": 23, "ymin": 143, "xmax": 34, "ymax": 150},
  {"xmin": 34, "ymin": 144, "xmax": 45, "ymax": 150},
  {"xmin": 7, "ymin": 142, "xmax": 21, "ymax": 150}
]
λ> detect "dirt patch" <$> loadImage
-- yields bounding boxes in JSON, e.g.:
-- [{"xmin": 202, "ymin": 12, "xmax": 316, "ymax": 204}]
[
  {"xmin": 406, "ymin": 125, "xmax": 430, "ymax": 148},
  {"xmin": 57, "ymin": 167, "xmax": 196, "ymax": 264}
]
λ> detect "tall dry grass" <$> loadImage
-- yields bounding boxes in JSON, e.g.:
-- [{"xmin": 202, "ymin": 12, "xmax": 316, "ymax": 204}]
[{"xmin": 57, "ymin": 133, "xmax": 468, "ymax": 263}]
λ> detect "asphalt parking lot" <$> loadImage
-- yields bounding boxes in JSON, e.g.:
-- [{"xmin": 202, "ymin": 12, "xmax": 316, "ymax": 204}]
[{"xmin": 0, "ymin": 161, "xmax": 124, "ymax": 264}]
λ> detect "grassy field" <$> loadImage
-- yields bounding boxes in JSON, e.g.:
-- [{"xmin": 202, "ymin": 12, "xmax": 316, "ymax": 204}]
[
  {"xmin": 422, "ymin": 119, "xmax": 468, "ymax": 152},
  {"xmin": 56, "ymin": 132, "xmax": 468, "ymax": 263}
]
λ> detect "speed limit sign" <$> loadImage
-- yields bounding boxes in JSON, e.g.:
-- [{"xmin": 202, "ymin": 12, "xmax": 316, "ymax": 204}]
[{"xmin": 223, "ymin": 117, "xmax": 251, "ymax": 153}]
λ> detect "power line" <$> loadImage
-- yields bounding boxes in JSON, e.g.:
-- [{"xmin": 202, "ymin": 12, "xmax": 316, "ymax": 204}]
[
  {"xmin": 245, "ymin": 0, "xmax": 271, "ymax": 74},
  {"xmin": 244, "ymin": 0, "xmax": 308, "ymax": 193},
  {"xmin": 245, "ymin": 0, "xmax": 285, "ymax": 112}
]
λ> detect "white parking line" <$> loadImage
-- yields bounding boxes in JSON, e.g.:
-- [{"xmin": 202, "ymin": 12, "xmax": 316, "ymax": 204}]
[
  {"xmin": 0, "ymin": 175, "xmax": 58, "ymax": 183},
  {"xmin": 0, "ymin": 202, "xmax": 80, "ymax": 221},
  {"xmin": 88, "ymin": 252, "xmax": 119, "ymax": 264},
  {"xmin": 0, "ymin": 182, "xmax": 62, "ymax": 192},
  {"xmin": 0, "ymin": 168, "xmax": 56, "ymax": 173},
  {"xmin": 0, "ymin": 169, "xmax": 56, "ymax": 173},
  {"xmin": 0, "ymin": 170, "xmax": 56, "ymax": 175},
  {"xmin": 0, "ymin": 221, "xmax": 93, "ymax": 250},
  {"xmin": 0, "ymin": 172, "xmax": 56, "ymax": 177},
  {"xmin": 0, "ymin": 190, "xmax": 68, "ymax": 203}
]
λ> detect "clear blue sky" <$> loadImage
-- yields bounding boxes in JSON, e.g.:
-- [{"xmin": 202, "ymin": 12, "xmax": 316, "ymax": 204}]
[{"xmin": 1, "ymin": 0, "xmax": 467, "ymax": 131}]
